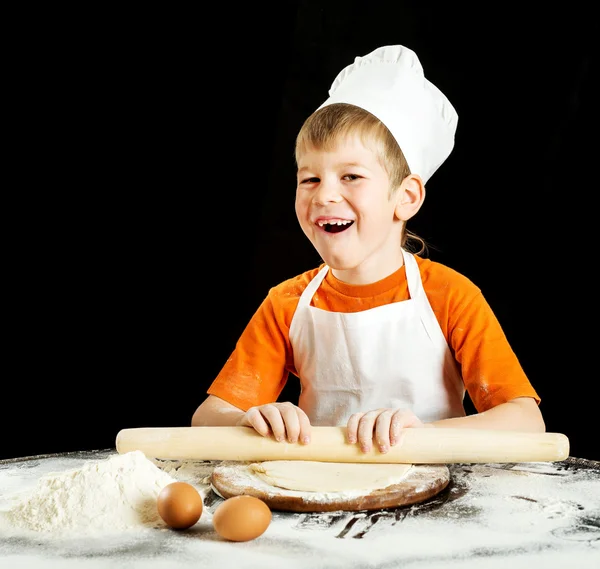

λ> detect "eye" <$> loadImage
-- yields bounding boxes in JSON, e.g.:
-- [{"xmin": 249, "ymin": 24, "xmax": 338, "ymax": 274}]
[
  {"xmin": 300, "ymin": 177, "xmax": 319, "ymax": 184},
  {"xmin": 343, "ymin": 174, "xmax": 361, "ymax": 181}
]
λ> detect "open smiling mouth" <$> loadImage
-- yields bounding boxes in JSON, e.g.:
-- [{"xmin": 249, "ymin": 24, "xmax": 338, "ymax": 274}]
[{"xmin": 318, "ymin": 220, "xmax": 355, "ymax": 234}]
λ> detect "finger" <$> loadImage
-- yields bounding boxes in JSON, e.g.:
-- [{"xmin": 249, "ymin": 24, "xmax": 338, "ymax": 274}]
[
  {"xmin": 389, "ymin": 410, "xmax": 404, "ymax": 446},
  {"xmin": 258, "ymin": 405, "xmax": 287, "ymax": 441},
  {"xmin": 346, "ymin": 413, "xmax": 364, "ymax": 444},
  {"xmin": 296, "ymin": 408, "xmax": 312, "ymax": 444},
  {"xmin": 374, "ymin": 410, "xmax": 394, "ymax": 453},
  {"xmin": 390, "ymin": 409, "xmax": 421, "ymax": 445},
  {"xmin": 243, "ymin": 407, "xmax": 271, "ymax": 438},
  {"xmin": 357, "ymin": 410, "xmax": 382, "ymax": 453},
  {"xmin": 278, "ymin": 403, "xmax": 301, "ymax": 443}
]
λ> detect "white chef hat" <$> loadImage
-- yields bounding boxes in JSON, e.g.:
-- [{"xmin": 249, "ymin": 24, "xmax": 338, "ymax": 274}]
[{"xmin": 318, "ymin": 45, "xmax": 458, "ymax": 185}]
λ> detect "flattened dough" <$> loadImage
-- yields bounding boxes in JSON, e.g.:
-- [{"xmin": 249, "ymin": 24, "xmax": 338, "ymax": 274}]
[{"xmin": 248, "ymin": 461, "xmax": 414, "ymax": 492}]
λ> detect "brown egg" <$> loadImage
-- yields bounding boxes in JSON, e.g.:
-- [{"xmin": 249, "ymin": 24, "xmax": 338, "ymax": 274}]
[
  {"xmin": 212, "ymin": 495, "xmax": 272, "ymax": 542},
  {"xmin": 157, "ymin": 482, "xmax": 203, "ymax": 529}
]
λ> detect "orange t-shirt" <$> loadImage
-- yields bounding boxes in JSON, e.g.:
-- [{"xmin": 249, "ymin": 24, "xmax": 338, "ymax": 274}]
[{"xmin": 208, "ymin": 255, "xmax": 540, "ymax": 414}]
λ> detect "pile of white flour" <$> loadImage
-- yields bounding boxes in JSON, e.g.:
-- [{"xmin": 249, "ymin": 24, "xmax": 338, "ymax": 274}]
[{"xmin": 5, "ymin": 450, "xmax": 177, "ymax": 534}]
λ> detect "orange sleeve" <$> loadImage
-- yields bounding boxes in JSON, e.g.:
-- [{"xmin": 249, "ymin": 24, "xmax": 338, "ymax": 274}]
[
  {"xmin": 206, "ymin": 272, "xmax": 314, "ymax": 410},
  {"xmin": 421, "ymin": 260, "xmax": 541, "ymax": 411},
  {"xmin": 450, "ymin": 291, "xmax": 540, "ymax": 411}
]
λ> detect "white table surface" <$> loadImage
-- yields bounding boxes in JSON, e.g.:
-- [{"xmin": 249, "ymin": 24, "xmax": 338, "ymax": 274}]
[{"xmin": 1, "ymin": 449, "xmax": 598, "ymax": 569}]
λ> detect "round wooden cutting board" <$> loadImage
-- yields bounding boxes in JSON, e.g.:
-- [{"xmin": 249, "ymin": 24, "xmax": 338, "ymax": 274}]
[{"xmin": 210, "ymin": 461, "xmax": 450, "ymax": 512}]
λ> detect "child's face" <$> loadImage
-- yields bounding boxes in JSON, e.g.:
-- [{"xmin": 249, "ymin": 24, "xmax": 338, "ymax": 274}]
[{"xmin": 295, "ymin": 134, "xmax": 404, "ymax": 283}]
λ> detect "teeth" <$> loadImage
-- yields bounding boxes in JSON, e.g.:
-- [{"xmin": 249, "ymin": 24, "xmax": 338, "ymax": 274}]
[{"xmin": 317, "ymin": 220, "xmax": 352, "ymax": 227}]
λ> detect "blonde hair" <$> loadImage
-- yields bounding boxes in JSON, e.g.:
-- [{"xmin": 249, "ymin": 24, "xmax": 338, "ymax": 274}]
[{"xmin": 295, "ymin": 103, "xmax": 427, "ymax": 255}]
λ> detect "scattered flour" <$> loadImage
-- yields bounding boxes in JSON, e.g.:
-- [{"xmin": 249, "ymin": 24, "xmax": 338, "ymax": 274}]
[
  {"xmin": 5, "ymin": 451, "xmax": 176, "ymax": 534},
  {"xmin": 153, "ymin": 458, "xmax": 214, "ymax": 486},
  {"xmin": 0, "ymin": 453, "xmax": 598, "ymax": 569}
]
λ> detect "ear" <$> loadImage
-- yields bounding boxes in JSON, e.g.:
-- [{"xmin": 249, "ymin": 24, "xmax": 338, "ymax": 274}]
[{"xmin": 394, "ymin": 174, "xmax": 425, "ymax": 221}]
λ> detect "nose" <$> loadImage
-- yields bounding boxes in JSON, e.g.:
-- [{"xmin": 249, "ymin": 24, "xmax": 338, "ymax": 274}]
[{"xmin": 312, "ymin": 178, "xmax": 343, "ymax": 205}]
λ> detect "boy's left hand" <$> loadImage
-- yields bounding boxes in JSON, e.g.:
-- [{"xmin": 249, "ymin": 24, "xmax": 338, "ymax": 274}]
[{"xmin": 346, "ymin": 408, "xmax": 427, "ymax": 454}]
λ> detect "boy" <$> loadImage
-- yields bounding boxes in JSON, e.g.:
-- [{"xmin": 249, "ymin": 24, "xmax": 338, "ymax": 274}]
[{"xmin": 192, "ymin": 45, "xmax": 544, "ymax": 454}]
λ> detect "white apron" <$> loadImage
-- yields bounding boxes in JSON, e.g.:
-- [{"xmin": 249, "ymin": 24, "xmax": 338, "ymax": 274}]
[{"xmin": 289, "ymin": 249, "xmax": 466, "ymax": 426}]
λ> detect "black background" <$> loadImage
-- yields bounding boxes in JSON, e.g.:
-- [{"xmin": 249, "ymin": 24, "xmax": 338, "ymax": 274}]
[{"xmin": 4, "ymin": 2, "xmax": 596, "ymax": 461}]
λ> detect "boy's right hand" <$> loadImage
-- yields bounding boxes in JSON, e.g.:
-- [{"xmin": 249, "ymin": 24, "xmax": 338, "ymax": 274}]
[{"xmin": 236, "ymin": 402, "xmax": 312, "ymax": 444}]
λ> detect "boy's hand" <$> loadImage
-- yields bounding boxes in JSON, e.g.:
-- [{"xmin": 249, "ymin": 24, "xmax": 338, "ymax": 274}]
[
  {"xmin": 237, "ymin": 402, "xmax": 312, "ymax": 444},
  {"xmin": 346, "ymin": 408, "xmax": 427, "ymax": 453}
]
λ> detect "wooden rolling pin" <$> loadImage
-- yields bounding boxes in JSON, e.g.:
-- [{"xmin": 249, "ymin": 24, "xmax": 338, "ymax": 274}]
[{"xmin": 115, "ymin": 426, "xmax": 570, "ymax": 464}]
